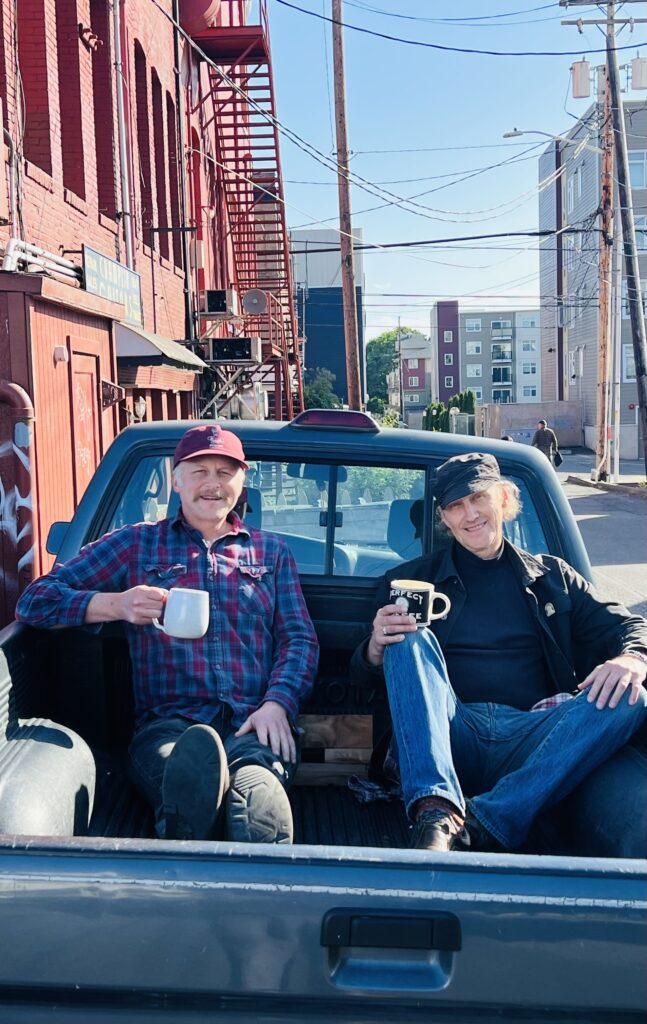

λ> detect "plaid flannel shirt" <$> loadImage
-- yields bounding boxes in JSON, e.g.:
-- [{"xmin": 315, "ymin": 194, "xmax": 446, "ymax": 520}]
[{"xmin": 16, "ymin": 513, "xmax": 319, "ymax": 729}]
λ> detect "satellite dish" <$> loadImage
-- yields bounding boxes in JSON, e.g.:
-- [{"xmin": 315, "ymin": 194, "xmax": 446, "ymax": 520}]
[{"xmin": 242, "ymin": 289, "xmax": 268, "ymax": 316}]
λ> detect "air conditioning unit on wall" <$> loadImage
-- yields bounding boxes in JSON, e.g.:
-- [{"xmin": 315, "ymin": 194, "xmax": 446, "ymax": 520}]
[
  {"xmin": 200, "ymin": 288, "xmax": 240, "ymax": 318},
  {"xmin": 208, "ymin": 336, "xmax": 262, "ymax": 363}
]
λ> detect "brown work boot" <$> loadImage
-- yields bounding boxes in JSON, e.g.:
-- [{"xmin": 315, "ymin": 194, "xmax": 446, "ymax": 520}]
[{"xmin": 409, "ymin": 808, "xmax": 465, "ymax": 852}]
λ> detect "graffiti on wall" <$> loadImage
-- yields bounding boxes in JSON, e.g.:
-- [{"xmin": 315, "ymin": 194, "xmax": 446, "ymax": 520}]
[{"xmin": 0, "ymin": 421, "xmax": 34, "ymax": 595}]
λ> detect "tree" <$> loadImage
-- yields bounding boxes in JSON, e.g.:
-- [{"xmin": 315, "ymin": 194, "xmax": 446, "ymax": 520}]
[
  {"xmin": 366, "ymin": 396, "xmax": 386, "ymax": 416},
  {"xmin": 422, "ymin": 390, "xmax": 477, "ymax": 433},
  {"xmin": 365, "ymin": 328, "xmax": 426, "ymax": 403},
  {"xmin": 303, "ymin": 367, "xmax": 341, "ymax": 409}
]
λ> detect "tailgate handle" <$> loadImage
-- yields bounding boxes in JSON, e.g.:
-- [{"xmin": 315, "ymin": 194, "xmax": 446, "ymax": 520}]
[{"xmin": 321, "ymin": 910, "xmax": 461, "ymax": 952}]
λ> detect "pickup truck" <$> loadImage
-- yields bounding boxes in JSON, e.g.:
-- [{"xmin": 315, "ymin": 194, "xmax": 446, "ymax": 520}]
[{"xmin": 0, "ymin": 409, "xmax": 644, "ymax": 1023}]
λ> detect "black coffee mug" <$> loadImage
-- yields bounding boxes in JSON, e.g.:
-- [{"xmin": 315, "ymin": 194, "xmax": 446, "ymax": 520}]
[{"xmin": 389, "ymin": 578, "xmax": 452, "ymax": 626}]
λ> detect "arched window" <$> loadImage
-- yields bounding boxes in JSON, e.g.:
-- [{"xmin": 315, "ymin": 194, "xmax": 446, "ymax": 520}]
[
  {"xmin": 55, "ymin": 0, "xmax": 85, "ymax": 197},
  {"xmin": 166, "ymin": 91, "xmax": 183, "ymax": 268},
  {"xmin": 134, "ymin": 41, "xmax": 152, "ymax": 241},
  {"xmin": 90, "ymin": 0, "xmax": 116, "ymax": 218},
  {"xmin": 151, "ymin": 70, "xmax": 168, "ymax": 259},
  {"xmin": 17, "ymin": 0, "xmax": 52, "ymax": 174}
]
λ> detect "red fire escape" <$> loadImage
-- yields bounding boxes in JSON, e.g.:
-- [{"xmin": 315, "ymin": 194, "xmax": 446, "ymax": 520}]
[{"xmin": 189, "ymin": 1, "xmax": 304, "ymax": 421}]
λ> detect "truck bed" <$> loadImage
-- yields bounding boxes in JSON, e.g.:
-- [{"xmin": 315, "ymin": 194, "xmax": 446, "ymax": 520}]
[{"xmin": 88, "ymin": 750, "xmax": 410, "ymax": 847}]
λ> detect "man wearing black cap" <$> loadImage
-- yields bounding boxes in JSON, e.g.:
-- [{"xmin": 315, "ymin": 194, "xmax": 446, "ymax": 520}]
[
  {"xmin": 351, "ymin": 452, "xmax": 647, "ymax": 853},
  {"xmin": 17, "ymin": 424, "xmax": 319, "ymax": 845},
  {"xmin": 532, "ymin": 418, "xmax": 559, "ymax": 462}
]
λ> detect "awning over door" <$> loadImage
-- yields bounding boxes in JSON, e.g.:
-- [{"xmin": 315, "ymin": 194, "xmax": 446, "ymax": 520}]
[{"xmin": 116, "ymin": 323, "xmax": 207, "ymax": 372}]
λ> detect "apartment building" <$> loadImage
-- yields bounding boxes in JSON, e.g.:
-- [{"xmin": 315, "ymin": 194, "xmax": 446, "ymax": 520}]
[
  {"xmin": 433, "ymin": 303, "xmax": 541, "ymax": 405},
  {"xmin": 538, "ymin": 101, "xmax": 644, "ymax": 457}
]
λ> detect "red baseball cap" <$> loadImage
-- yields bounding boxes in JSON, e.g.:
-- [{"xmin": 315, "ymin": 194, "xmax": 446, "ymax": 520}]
[{"xmin": 173, "ymin": 424, "xmax": 248, "ymax": 469}]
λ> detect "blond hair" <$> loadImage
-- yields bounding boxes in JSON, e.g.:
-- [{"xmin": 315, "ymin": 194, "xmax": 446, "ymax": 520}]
[{"xmin": 435, "ymin": 479, "xmax": 522, "ymax": 531}]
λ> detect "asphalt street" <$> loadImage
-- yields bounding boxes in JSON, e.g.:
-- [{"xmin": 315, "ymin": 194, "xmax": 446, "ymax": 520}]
[{"xmin": 556, "ymin": 452, "xmax": 647, "ymax": 618}]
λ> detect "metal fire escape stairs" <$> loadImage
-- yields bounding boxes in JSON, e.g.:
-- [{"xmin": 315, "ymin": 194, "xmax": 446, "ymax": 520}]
[{"xmin": 190, "ymin": 3, "xmax": 304, "ymax": 420}]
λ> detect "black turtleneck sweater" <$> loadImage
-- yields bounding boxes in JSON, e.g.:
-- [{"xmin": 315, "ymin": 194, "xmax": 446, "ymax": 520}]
[{"xmin": 443, "ymin": 544, "xmax": 553, "ymax": 710}]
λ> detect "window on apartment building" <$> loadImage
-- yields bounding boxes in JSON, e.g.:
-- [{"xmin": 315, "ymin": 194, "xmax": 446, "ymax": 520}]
[
  {"xmin": 90, "ymin": 0, "xmax": 116, "ymax": 218},
  {"xmin": 466, "ymin": 341, "xmax": 481, "ymax": 355},
  {"xmin": 621, "ymin": 280, "xmax": 647, "ymax": 318},
  {"xmin": 444, "ymin": 376, "xmax": 454, "ymax": 389},
  {"xmin": 575, "ymin": 164, "xmax": 583, "ymax": 199},
  {"xmin": 471, "ymin": 387, "xmax": 483, "ymax": 401},
  {"xmin": 521, "ymin": 340, "xmax": 536, "ymax": 352},
  {"xmin": 567, "ymin": 175, "xmax": 574, "ymax": 213},
  {"xmin": 634, "ymin": 215, "xmax": 647, "ymax": 250},
  {"xmin": 408, "ymin": 358, "xmax": 418, "ymax": 369},
  {"xmin": 492, "ymin": 389, "xmax": 512, "ymax": 404},
  {"xmin": 444, "ymin": 354, "xmax": 453, "ymax": 366},
  {"xmin": 492, "ymin": 342, "xmax": 512, "ymax": 361},
  {"xmin": 56, "ymin": 0, "xmax": 86, "ymax": 198},
  {"xmin": 492, "ymin": 367, "xmax": 512, "ymax": 384},
  {"xmin": 166, "ymin": 92, "xmax": 183, "ymax": 268},
  {"xmin": 523, "ymin": 386, "xmax": 538, "ymax": 398},
  {"xmin": 465, "ymin": 318, "xmax": 481, "ymax": 332},
  {"xmin": 491, "ymin": 320, "xmax": 512, "ymax": 330},
  {"xmin": 520, "ymin": 316, "xmax": 538, "ymax": 328},
  {"xmin": 628, "ymin": 150, "xmax": 647, "ymax": 189},
  {"xmin": 409, "ymin": 376, "xmax": 419, "ymax": 387},
  {"xmin": 17, "ymin": 0, "xmax": 52, "ymax": 174},
  {"xmin": 623, "ymin": 344, "xmax": 636, "ymax": 382},
  {"xmin": 522, "ymin": 362, "xmax": 537, "ymax": 375},
  {"xmin": 406, "ymin": 393, "xmax": 421, "ymax": 403},
  {"xmin": 444, "ymin": 330, "xmax": 453, "ymax": 343},
  {"xmin": 466, "ymin": 364, "xmax": 482, "ymax": 378},
  {"xmin": 151, "ymin": 70, "xmax": 169, "ymax": 259},
  {"xmin": 135, "ymin": 42, "xmax": 153, "ymax": 241}
]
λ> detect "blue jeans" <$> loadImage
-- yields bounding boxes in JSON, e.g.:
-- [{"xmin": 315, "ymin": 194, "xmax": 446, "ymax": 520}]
[
  {"xmin": 128, "ymin": 706, "xmax": 296, "ymax": 838},
  {"xmin": 384, "ymin": 631, "xmax": 647, "ymax": 849}
]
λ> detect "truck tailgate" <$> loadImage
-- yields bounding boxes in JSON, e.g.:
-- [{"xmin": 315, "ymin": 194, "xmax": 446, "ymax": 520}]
[{"xmin": 0, "ymin": 837, "xmax": 644, "ymax": 1022}]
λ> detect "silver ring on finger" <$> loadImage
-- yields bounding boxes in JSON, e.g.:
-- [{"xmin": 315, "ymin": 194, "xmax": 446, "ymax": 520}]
[{"xmin": 382, "ymin": 626, "xmax": 388, "ymax": 636}]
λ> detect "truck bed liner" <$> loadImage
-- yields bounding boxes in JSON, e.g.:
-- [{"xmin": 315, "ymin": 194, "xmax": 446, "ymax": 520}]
[{"xmin": 88, "ymin": 751, "xmax": 410, "ymax": 847}]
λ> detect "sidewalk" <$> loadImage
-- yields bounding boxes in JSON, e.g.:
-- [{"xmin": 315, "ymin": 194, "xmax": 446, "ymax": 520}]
[{"xmin": 558, "ymin": 448, "xmax": 646, "ymax": 496}]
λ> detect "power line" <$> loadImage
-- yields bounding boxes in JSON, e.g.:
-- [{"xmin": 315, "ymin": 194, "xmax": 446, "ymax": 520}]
[
  {"xmin": 344, "ymin": 0, "xmax": 567, "ymax": 28},
  {"xmin": 275, "ymin": 0, "xmax": 646, "ymax": 57},
  {"xmin": 291, "ymin": 227, "xmax": 601, "ymax": 254}
]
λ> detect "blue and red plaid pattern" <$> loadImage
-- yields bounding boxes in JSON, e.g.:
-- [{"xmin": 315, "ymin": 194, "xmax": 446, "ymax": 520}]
[
  {"xmin": 16, "ymin": 513, "xmax": 318, "ymax": 728},
  {"xmin": 530, "ymin": 693, "xmax": 574, "ymax": 712}
]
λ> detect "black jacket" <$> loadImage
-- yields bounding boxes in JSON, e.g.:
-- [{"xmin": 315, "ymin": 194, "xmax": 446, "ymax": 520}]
[{"xmin": 350, "ymin": 539, "xmax": 647, "ymax": 696}]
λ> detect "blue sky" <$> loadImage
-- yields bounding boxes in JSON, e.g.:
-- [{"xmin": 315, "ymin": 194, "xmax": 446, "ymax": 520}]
[{"xmin": 263, "ymin": 0, "xmax": 647, "ymax": 340}]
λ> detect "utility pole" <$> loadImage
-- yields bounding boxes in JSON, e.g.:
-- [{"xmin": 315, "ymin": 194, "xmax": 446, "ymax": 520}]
[
  {"xmin": 607, "ymin": 20, "xmax": 647, "ymax": 479},
  {"xmin": 561, "ymin": 0, "xmax": 647, "ymax": 478},
  {"xmin": 331, "ymin": 0, "xmax": 362, "ymax": 410},
  {"xmin": 595, "ymin": 55, "xmax": 614, "ymax": 479}
]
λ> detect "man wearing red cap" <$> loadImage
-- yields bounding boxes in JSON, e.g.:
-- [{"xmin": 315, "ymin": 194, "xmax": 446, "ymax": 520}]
[{"xmin": 17, "ymin": 424, "xmax": 319, "ymax": 845}]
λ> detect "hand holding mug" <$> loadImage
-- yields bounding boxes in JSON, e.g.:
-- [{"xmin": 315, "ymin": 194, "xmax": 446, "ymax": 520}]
[
  {"xmin": 389, "ymin": 579, "xmax": 451, "ymax": 626},
  {"xmin": 152, "ymin": 587, "xmax": 210, "ymax": 639}
]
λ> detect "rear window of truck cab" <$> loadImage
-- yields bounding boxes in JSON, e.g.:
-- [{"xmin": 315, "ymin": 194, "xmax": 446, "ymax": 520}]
[{"xmin": 107, "ymin": 454, "xmax": 548, "ymax": 575}]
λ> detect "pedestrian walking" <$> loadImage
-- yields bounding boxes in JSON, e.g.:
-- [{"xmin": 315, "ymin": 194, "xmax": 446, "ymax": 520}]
[{"xmin": 532, "ymin": 419, "xmax": 560, "ymax": 464}]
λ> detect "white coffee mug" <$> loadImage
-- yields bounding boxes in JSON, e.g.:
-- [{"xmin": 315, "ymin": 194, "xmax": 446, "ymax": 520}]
[{"xmin": 152, "ymin": 588, "xmax": 209, "ymax": 639}]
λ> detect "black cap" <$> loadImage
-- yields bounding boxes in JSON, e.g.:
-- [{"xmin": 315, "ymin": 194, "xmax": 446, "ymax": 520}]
[{"xmin": 433, "ymin": 452, "xmax": 501, "ymax": 509}]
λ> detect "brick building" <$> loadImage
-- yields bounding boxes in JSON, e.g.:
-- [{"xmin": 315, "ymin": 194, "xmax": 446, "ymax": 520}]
[{"xmin": 0, "ymin": 0, "xmax": 299, "ymax": 621}]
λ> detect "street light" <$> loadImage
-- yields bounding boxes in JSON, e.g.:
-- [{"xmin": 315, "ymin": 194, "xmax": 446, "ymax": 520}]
[{"xmin": 503, "ymin": 128, "xmax": 603, "ymax": 155}]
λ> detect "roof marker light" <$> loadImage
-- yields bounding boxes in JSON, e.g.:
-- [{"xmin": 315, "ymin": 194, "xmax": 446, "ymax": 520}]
[{"xmin": 289, "ymin": 409, "xmax": 380, "ymax": 431}]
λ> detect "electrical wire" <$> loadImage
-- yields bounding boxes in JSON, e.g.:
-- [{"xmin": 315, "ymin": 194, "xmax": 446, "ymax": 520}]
[
  {"xmin": 343, "ymin": 0, "xmax": 569, "ymax": 28},
  {"xmin": 275, "ymin": 0, "xmax": 647, "ymax": 58}
]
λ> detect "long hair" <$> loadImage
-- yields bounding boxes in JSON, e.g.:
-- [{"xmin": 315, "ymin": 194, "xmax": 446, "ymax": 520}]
[{"xmin": 435, "ymin": 479, "xmax": 523, "ymax": 531}]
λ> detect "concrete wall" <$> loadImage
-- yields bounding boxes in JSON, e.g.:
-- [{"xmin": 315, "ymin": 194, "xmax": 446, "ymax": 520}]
[{"xmin": 478, "ymin": 400, "xmax": 583, "ymax": 447}]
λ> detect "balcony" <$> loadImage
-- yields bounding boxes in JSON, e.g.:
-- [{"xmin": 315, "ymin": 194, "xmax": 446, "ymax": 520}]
[{"xmin": 491, "ymin": 345, "xmax": 512, "ymax": 363}]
